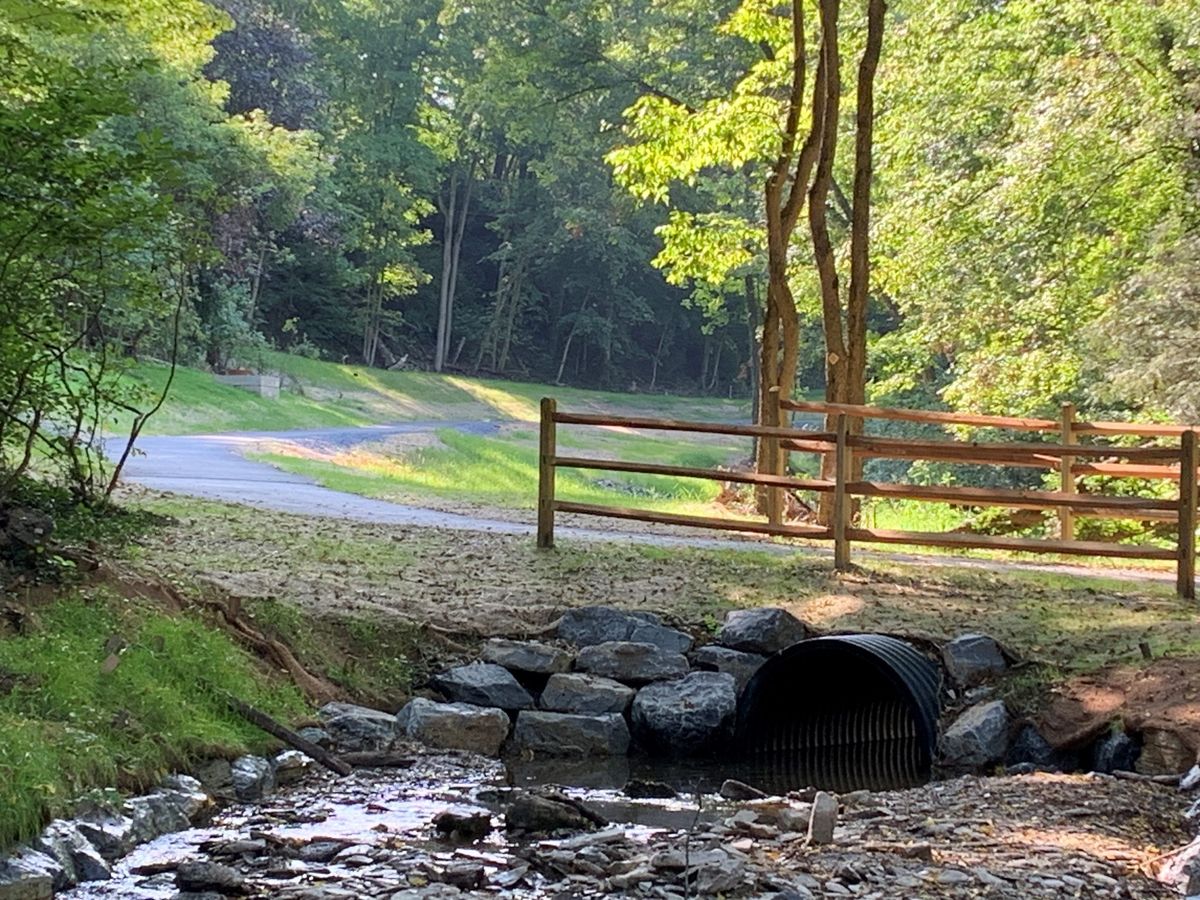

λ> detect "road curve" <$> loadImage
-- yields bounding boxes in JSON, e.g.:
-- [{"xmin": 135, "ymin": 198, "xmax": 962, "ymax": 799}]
[{"xmin": 118, "ymin": 422, "xmax": 1174, "ymax": 584}]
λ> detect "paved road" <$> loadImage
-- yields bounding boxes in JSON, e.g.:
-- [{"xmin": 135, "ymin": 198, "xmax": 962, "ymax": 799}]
[
  {"xmin": 120, "ymin": 422, "xmax": 749, "ymax": 547},
  {"xmin": 118, "ymin": 423, "xmax": 1174, "ymax": 584}
]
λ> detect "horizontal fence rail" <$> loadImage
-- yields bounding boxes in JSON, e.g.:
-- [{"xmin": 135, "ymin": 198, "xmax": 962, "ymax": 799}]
[{"xmin": 535, "ymin": 396, "xmax": 1200, "ymax": 600}]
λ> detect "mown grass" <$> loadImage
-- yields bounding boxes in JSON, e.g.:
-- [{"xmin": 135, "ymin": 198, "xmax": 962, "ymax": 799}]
[
  {"xmin": 0, "ymin": 592, "xmax": 307, "ymax": 849},
  {"xmin": 114, "ymin": 352, "xmax": 751, "ymax": 436},
  {"xmin": 255, "ymin": 427, "xmax": 749, "ymax": 514}
]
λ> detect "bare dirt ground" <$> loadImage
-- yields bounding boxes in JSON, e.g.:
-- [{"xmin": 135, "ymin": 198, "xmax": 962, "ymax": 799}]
[{"xmin": 120, "ymin": 491, "xmax": 1200, "ymax": 745}]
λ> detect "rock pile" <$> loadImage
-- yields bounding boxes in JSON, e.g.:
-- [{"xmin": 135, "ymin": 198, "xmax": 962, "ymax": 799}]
[{"xmin": 398, "ymin": 605, "xmax": 809, "ymax": 761}]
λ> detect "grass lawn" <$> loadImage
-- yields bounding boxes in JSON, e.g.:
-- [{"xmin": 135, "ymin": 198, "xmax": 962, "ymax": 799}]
[
  {"xmin": 116, "ymin": 351, "xmax": 752, "ymax": 436},
  {"xmin": 253, "ymin": 426, "xmax": 752, "ymax": 515}
]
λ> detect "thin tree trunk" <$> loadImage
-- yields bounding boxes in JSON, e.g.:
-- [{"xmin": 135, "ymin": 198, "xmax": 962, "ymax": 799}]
[
  {"xmin": 434, "ymin": 170, "xmax": 458, "ymax": 372},
  {"xmin": 497, "ymin": 256, "xmax": 525, "ymax": 372},
  {"xmin": 556, "ymin": 327, "xmax": 577, "ymax": 385},
  {"xmin": 247, "ymin": 244, "xmax": 267, "ymax": 327},
  {"xmin": 649, "ymin": 324, "xmax": 669, "ymax": 390},
  {"xmin": 442, "ymin": 170, "xmax": 472, "ymax": 368},
  {"xmin": 846, "ymin": 0, "xmax": 886, "ymax": 411}
]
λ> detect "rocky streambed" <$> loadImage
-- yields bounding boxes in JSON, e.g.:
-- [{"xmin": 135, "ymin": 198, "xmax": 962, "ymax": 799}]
[
  {"xmin": 6, "ymin": 604, "xmax": 1200, "ymax": 899},
  {"xmin": 17, "ymin": 747, "xmax": 1200, "ymax": 900}
]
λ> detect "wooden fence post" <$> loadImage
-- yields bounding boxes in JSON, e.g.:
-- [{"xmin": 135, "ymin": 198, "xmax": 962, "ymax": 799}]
[
  {"xmin": 833, "ymin": 413, "xmax": 851, "ymax": 570},
  {"xmin": 765, "ymin": 386, "xmax": 783, "ymax": 526},
  {"xmin": 1178, "ymin": 429, "xmax": 1197, "ymax": 601},
  {"xmin": 1059, "ymin": 402, "xmax": 1076, "ymax": 540},
  {"xmin": 537, "ymin": 397, "xmax": 557, "ymax": 549}
]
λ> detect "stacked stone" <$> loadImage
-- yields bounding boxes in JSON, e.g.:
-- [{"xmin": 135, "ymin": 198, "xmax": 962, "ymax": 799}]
[{"xmin": 394, "ymin": 605, "xmax": 811, "ymax": 761}]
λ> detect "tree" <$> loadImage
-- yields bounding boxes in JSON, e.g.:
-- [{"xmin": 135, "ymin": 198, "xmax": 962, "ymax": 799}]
[
  {"xmin": 610, "ymin": 0, "xmax": 886, "ymax": 508},
  {"xmin": 870, "ymin": 0, "xmax": 1196, "ymax": 417}
]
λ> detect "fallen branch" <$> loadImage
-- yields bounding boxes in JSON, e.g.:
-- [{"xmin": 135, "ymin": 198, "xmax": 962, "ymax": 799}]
[
  {"xmin": 224, "ymin": 694, "xmax": 352, "ymax": 777},
  {"xmin": 1112, "ymin": 769, "xmax": 1184, "ymax": 785},
  {"xmin": 340, "ymin": 751, "xmax": 417, "ymax": 769}
]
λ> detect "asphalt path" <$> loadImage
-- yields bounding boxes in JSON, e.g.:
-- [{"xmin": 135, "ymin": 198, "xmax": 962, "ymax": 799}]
[{"xmin": 117, "ymin": 423, "xmax": 1175, "ymax": 584}]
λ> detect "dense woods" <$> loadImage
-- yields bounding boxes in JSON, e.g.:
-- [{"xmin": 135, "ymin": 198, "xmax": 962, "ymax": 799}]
[{"xmin": 2, "ymin": 0, "xmax": 1199, "ymax": 498}]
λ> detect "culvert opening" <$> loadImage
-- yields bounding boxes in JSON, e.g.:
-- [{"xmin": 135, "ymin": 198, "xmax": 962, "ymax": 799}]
[{"xmin": 734, "ymin": 634, "xmax": 942, "ymax": 793}]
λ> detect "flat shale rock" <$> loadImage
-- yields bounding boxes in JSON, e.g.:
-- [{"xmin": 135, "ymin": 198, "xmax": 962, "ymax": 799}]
[
  {"xmin": 429, "ymin": 663, "xmax": 534, "ymax": 710},
  {"xmin": 510, "ymin": 710, "xmax": 631, "ymax": 756},
  {"xmin": 539, "ymin": 672, "xmax": 635, "ymax": 715},
  {"xmin": 175, "ymin": 861, "xmax": 246, "ymax": 895},
  {"xmin": 575, "ymin": 641, "xmax": 688, "ymax": 685},
  {"xmin": 504, "ymin": 792, "xmax": 605, "ymax": 833}
]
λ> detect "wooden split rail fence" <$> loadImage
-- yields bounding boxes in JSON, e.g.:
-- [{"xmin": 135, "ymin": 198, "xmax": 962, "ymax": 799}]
[{"xmin": 536, "ymin": 394, "xmax": 1200, "ymax": 600}]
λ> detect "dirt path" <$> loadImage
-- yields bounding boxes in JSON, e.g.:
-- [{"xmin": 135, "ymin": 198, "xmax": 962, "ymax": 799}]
[{"xmin": 118, "ymin": 423, "xmax": 1175, "ymax": 587}]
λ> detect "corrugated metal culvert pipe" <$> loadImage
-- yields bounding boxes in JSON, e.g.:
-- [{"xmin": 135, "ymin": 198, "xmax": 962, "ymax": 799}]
[{"xmin": 734, "ymin": 634, "xmax": 942, "ymax": 793}]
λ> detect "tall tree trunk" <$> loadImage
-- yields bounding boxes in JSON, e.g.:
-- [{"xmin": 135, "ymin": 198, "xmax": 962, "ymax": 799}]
[
  {"xmin": 497, "ymin": 259, "xmax": 525, "ymax": 372},
  {"xmin": 443, "ymin": 171, "xmax": 471, "ymax": 368},
  {"xmin": 754, "ymin": 0, "xmax": 821, "ymax": 508},
  {"xmin": 433, "ymin": 169, "xmax": 457, "ymax": 372},
  {"xmin": 435, "ymin": 167, "xmax": 473, "ymax": 372},
  {"xmin": 811, "ymin": 0, "xmax": 885, "ymax": 523}
]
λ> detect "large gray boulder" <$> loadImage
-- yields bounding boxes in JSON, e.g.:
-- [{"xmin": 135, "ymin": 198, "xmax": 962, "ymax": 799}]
[
  {"xmin": 942, "ymin": 633, "xmax": 1007, "ymax": 688},
  {"xmin": 628, "ymin": 620, "xmax": 693, "ymax": 654},
  {"xmin": 430, "ymin": 663, "xmax": 534, "ymax": 710},
  {"xmin": 231, "ymin": 756, "xmax": 275, "ymax": 801},
  {"xmin": 689, "ymin": 645, "xmax": 766, "ymax": 693},
  {"xmin": 575, "ymin": 641, "xmax": 688, "ymax": 685},
  {"xmin": 558, "ymin": 606, "xmax": 691, "ymax": 652},
  {"xmin": 480, "ymin": 639, "xmax": 572, "ymax": 675},
  {"xmin": 558, "ymin": 606, "xmax": 658, "ymax": 647},
  {"xmin": 396, "ymin": 698, "xmax": 511, "ymax": 756},
  {"xmin": 0, "ymin": 848, "xmax": 62, "ymax": 900},
  {"xmin": 631, "ymin": 672, "xmax": 738, "ymax": 756},
  {"xmin": 123, "ymin": 776, "xmax": 211, "ymax": 846},
  {"xmin": 938, "ymin": 700, "xmax": 1011, "ymax": 770},
  {"xmin": 540, "ymin": 672, "xmax": 635, "ymax": 715},
  {"xmin": 318, "ymin": 702, "xmax": 397, "ymax": 751},
  {"xmin": 511, "ymin": 711, "xmax": 631, "ymax": 757},
  {"xmin": 715, "ymin": 608, "xmax": 808, "ymax": 655},
  {"xmin": 72, "ymin": 800, "xmax": 136, "ymax": 863},
  {"xmin": 30, "ymin": 821, "xmax": 110, "ymax": 890}
]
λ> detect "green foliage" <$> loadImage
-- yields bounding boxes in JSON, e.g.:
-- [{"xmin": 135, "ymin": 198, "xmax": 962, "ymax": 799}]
[
  {"xmin": 873, "ymin": 0, "xmax": 1199, "ymax": 416},
  {"xmin": 0, "ymin": 593, "xmax": 306, "ymax": 848}
]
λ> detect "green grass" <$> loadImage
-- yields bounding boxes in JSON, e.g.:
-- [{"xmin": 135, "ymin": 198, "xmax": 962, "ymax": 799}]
[
  {"xmin": 117, "ymin": 361, "xmax": 374, "ymax": 434},
  {"xmin": 113, "ymin": 352, "xmax": 751, "ymax": 436},
  {"xmin": 0, "ymin": 592, "xmax": 306, "ymax": 849},
  {"xmin": 255, "ymin": 427, "xmax": 748, "ymax": 514}
]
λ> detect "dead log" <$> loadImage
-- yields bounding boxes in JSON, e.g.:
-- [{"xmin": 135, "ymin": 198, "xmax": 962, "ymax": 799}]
[
  {"xmin": 224, "ymin": 694, "xmax": 352, "ymax": 777},
  {"xmin": 339, "ymin": 751, "xmax": 417, "ymax": 769}
]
